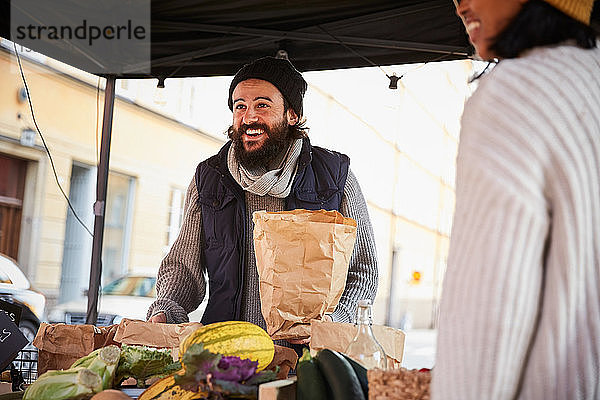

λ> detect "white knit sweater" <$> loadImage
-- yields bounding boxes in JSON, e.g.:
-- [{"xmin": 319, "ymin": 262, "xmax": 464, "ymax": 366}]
[{"xmin": 433, "ymin": 43, "xmax": 600, "ymax": 399}]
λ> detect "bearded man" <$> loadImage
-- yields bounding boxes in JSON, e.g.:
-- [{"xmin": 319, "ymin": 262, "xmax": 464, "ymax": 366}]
[{"xmin": 147, "ymin": 57, "xmax": 378, "ymax": 346}]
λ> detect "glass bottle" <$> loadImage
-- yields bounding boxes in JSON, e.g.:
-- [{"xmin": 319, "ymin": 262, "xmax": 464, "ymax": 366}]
[{"xmin": 345, "ymin": 299, "xmax": 387, "ymax": 370}]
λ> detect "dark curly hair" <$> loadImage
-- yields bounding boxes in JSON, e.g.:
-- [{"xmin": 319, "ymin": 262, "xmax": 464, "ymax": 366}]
[
  {"xmin": 283, "ymin": 97, "xmax": 309, "ymax": 140},
  {"xmin": 490, "ymin": 0, "xmax": 598, "ymax": 59}
]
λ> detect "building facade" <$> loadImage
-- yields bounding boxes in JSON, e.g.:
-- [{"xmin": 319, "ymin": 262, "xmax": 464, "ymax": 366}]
[{"xmin": 0, "ymin": 44, "xmax": 224, "ymax": 308}]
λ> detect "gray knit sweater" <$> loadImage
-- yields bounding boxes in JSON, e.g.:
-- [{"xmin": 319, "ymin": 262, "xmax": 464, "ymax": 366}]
[{"xmin": 147, "ymin": 168, "xmax": 378, "ymax": 331}]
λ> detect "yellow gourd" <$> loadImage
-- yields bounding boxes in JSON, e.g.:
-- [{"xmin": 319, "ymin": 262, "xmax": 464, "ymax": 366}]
[
  {"xmin": 179, "ymin": 321, "xmax": 275, "ymax": 371},
  {"xmin": 137, "ymin": 375, "xmax": 206, "ymax": 400}
]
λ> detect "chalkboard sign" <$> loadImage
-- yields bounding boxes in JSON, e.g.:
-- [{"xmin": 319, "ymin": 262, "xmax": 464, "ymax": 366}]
[
  {"xmin": 0, "ymin": 298, "xmax": 22, "ymax": 326},
  {"xmin": 0, "ymin": 310, "xmax": 28, "ymax": 371}
]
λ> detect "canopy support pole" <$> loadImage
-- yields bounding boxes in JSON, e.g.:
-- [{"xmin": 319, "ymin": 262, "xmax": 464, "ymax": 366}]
[{"xmin": 86, "ymin": 75, "xmax": 116, "ymax": 325}]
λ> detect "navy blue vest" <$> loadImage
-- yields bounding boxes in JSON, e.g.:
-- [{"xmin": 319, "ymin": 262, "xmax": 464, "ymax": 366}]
[{"xmin": 195, "ymin": 138, "xmax": 349, "ymax": 324}]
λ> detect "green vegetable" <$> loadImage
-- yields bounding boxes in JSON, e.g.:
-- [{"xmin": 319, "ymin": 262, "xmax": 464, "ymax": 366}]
[
  {"xmin": 71, "ymin": 348, "xmax": 100, "ymax": 369},
  {"xmin": 70, "ymin": 345, "xmax": 121, "ymax": 389},
  {"xmin": 23, "ymin": 367, "xmax": 102, "ymax": 400},
  {"xmin": 296, "ymin": 348, "xmax": 328, "ymax": 400},
  {"xmin": 341, "ymin": 353, "xmax": 369, "ymax": 398},
  {"xmin": 115, "ymin": 344, "xmax": 181, "ymax": 387},
  {"xmin": 316, "ymin": 349, "xmax": 365, "ymax": 400}
]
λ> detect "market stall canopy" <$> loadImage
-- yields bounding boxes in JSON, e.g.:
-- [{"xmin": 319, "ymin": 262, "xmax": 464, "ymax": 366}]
[
  {"xmin": 2, "ymin": 0, "xmax": 472, "ymax": 79},
  {"xmin": 145, "ymin": 0, "xmax": 472, "ymax": 78}
]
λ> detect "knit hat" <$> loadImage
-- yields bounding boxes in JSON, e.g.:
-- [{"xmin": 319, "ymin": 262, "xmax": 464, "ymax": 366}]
[
  {"xmin": 228, "ymin": 57, "xmax": 308, "ymax": 117},
  {"xmin": 543, "ymin": 0, "xmax": 595, "ymax": 24}
]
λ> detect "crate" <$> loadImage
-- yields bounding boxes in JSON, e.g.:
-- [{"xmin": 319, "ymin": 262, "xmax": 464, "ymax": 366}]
[{"xmin": 12, "ymin": 348, "xmax": 38, "ymax": 386}]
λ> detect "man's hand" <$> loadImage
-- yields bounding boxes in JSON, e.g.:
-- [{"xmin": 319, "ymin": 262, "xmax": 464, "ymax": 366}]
[{"xmin": 148, "ymin": 312, "xmax": 167, "ymax": 323}]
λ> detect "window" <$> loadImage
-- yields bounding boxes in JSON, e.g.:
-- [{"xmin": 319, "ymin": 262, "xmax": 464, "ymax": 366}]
[
  {"xmin": 60, "ymin": 166, "xmax": 136, "ymax": 301},
  {"xmin": 103, "ymin": 172, "xmax": 135, "ymax": 285},
  {"xmin": 164, "ymin": 187, "xmax": 185, "ymax": 254}
]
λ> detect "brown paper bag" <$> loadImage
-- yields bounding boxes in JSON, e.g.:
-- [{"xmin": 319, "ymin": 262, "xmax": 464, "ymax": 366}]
[
  {"xmin": 114, "ymin": 318, "xmax": 202, "ymax": 358},
  {"xmin": 264, "ymin": 345, "xmax": 299, "ymax": 379},
  {"xmin": 33, "ymin": 323, "xmax": 119, "ymax": 375},
  {"xmin": 33, "ymin": 320, "xmax": 202, "ymax": 374},
  {"xmin": 310, "ymin": 320, "xmax": 406, "ymax": 369},
  {"xmin": 253, "ymin": 209, "xmax": 357, "ymax": 340}
]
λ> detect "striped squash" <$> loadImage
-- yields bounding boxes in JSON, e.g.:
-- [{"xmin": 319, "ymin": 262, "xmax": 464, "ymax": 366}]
[{"xmin": 179, "ymin": 321, "xmax": 275, "ymax": 371}]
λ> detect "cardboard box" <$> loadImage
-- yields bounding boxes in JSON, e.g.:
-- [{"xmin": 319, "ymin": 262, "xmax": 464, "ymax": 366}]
[{"xmin": 310, "ymin": 320, "xmax": 405, "ymax": 368}]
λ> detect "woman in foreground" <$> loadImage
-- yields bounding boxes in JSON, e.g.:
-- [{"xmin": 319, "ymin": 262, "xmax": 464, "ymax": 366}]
[{"xmin": 433, "ymin": 0, "xmax": 599, "ymax": 399}]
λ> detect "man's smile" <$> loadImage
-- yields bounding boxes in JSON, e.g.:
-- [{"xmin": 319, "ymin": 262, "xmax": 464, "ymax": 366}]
[
  {"xmin": 243, "ymin": 127, "xmax": 268, "ymax": 146},
  {"xmin": 245, "ymin": 128, "xmax": 265, "ymax": 137}
]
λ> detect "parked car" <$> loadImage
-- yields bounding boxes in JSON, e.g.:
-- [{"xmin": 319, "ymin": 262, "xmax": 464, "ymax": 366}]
[
  {"xmin": 0, "ymin": 253, "xmax": 46, "ymax": 343},
  {"xmin": 48, "ymin": 271, "xmax": 206, "ymax": 325}
]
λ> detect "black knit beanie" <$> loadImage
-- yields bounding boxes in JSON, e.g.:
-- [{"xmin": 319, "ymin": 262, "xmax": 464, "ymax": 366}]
[{"xmin": 228, "ymin": 57, "xmax": 308, "ymax": 117}]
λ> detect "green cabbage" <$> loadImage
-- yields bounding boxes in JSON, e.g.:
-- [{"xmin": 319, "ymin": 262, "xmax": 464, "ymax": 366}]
[
  {"xmin": 23, "ymin": 368, "xmax": 102, "ymax": 400},
  {"xmin": 70, "ymin": 345, "xmax": 121, "ymax": 389},
  {"xmin": 115, "ymin": 344, "xmax": 181, "ymax": 387}
]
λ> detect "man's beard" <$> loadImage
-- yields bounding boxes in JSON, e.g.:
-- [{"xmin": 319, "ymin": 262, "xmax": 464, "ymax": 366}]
[{"xmin": 229, "ymin": 120, "xmax": 291, "ymax": 170}]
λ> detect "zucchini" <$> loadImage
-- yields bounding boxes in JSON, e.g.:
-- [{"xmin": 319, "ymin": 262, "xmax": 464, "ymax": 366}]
[
  {"xmin": 296, "ymin": 349, "xmax": 328, "ymax": 400},
  {"xmin": 342, "ymin": 353, "xmax": 369, "ymax": 398},
  {"xmin": 316, "ymin": 349, "xmax": 365, "ymax": 400}
]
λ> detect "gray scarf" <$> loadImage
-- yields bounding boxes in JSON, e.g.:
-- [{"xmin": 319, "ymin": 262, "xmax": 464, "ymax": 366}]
[{"xmin": 227, "ymin": 138, "xmax": 303, "ymax": 198}]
